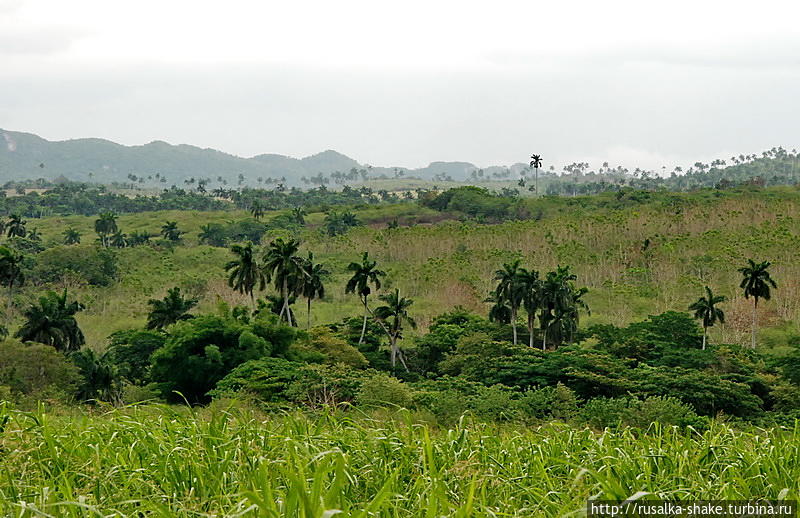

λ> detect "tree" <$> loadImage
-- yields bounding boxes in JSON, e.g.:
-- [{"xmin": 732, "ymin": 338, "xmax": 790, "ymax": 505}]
[
  {"xmin": 94, "ymin": 212, "xmax": 118, "ymax": 247},
  {"xmin": 373, "ymin": 289, "xmax": 416, "ymax": 370},
  {"xmin": 300, "ymin": 251, "xmax": 328, "ymax": 329},
  {"xmin": 0, "ymin": 246, "xmax": 24, "ymax": 323},
  {"xmin": 291, "ymin": 206, "xmax": 306, "ymax": 225},
  {"xmin": 538, "ymin": 266, "xmax": 588, "ymax": 350},
  {"xmin": 160, "ymin": 221, "xmax": 182, "ymax": 242},
  {"xmin": 27, "ymin": 228, "xmax": 41, "ymax": 242},
  {"xmin": 529, "ymin": 154, "xmax": 543, "ymax": 196},
  {"xmin": 262, "ymin": 238, "xmax": 305, "ymax": 325},
  {"xmin": 688, "ymin": 286, "xmax": 726, "ymax": 350},
  {"xmin": 146, "ymin": 287, "xmax": 198, "ymax": 329},
  {"xmin": 6, "ymin": 214, "xmax": 26, "ymax": 238},
  {"xmin": 225, "ymin": 242, "xmax": 265, "ymax": 306},
  {"xmin": 518, "ymin": 267, "xmax": 542, "ymax": 348},
  {"xmin": 738, "ymin": 259, "xmax": 777, "ymax": 349},
  {"xmin": 250, "ymin": 200, "xmax": 266, "ymax": 220},
  {"xmin": 345, "ymin": 251, "xmax": 386, "ymax": 345},
  {"xmin": 110, "ymin": 230, "xmax": 127, "ymax": 248},
  {"xmin": 71, "ymin": 349, "xmax": 123, "ymax": 404},
  {"xmin": 493, "ymin": 259, "xmax": 523, "ymax": 345},
  {"xmin": 63, "ymin": 227, "xmax": 81, "ymax": 245},
  {"xmin": 15, "ymin": 289, "xmax": 85, "ymax": 352}
]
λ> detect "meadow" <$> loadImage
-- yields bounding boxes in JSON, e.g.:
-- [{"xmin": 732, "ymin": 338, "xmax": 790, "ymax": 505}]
[
  {"xmin": 22, "ymin": 186, "xmax": 800, "ymax": 349},
  {"xmin": 1, "ymin": 402, "xmax": 798, "ymax": 517}
]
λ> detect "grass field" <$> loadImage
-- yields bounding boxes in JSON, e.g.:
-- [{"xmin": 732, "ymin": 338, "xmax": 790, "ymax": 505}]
[
  {"xmin": 1, "ymin": 402, "xmax": 798, "ymax": 517},
  {"xmin": 18, "ymin": 186, "xmax": 800, "ymax": 351}
]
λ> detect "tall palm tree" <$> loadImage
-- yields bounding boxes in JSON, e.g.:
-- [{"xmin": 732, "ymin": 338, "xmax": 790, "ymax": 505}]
[
  {"xmin": 250, "ymin": 200, "xmax": 265, "ymax": 220},
  {"xmin": 345, "ymin": 251, "xmax": 386, "ymax": 345},
  {"xmin": 300, "ymin": 252, "xmax": 328, "ymax": 329},
  {"xmin": 225, "ymin": 242, "xmax": 265, "ymax": 305},
  {"xmin": 63, "ymin": 227, "xmax": 81, "ymax": 245},
  {"xmin": 373, "ymin": 289, "xmax": 416, "ymax": 370},
  {"xmin": 146, "ymin": 287, "xmax": 198, "ymax": 329},
  {"xmin": 688, "ymin": 286, "xmax": 726, "ymax": 350},
  {"xmin": 15, "ymin": 289, "xmax": 85, "ymax": 352},
  {"xmin": 517, "ymin": 267, "xmax": 541, "ymax": 348},
  {"xmin": 493, "ymin": 259, "xmax": 523, "ymax": 345},
  {"xmin": 94, "ymin": 212, "xmax": 118, "ymax": 247},
  {"xmin": 530, "ymin": 154, "xmax": 543, "ymax": 196},
  {"xmin": 160, "ymin": 221, "xmax": 182, "ymax": 242},
  {"xmin": 739, "ymin": 259, "xmax": 777, "ymax": 349},
  {"xmin": 262, "ymin": 238, "xmax": 304, "ymax": 323},
  {"xmin": 0, "ymin": 246, "xmax": 24, "ymax": 324},
  {"xmin": 6, "ymin": 214, "xmax": 26, "ymax": 238}
]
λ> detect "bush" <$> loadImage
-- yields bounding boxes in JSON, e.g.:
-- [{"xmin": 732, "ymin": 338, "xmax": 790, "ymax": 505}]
[
  {"xmin": 517, "ymin": 383, "xmax": 578, "ymax": 421},
  {"xmin": 286, "ymin": 363, "xmax": 373, "ymax": 407},
  {"xmin": 0, "ymin": 340, "xmax": 79, "ymax": 402},
  {"xmin": 210, "ymin": 357, "xmax": 305, "ymax": 405},
  {"xmin": 579, "ymin": 396, "xmax": 704, "ymax": 429},
  {"xmin": 32, "ymin": 245, "xmax": 117, "ymax": 286},
  {"xmin": 294, "ymin": 328, "xmax": 368, "ymax": 368},
  {"xmin": 356, "ymin": 374, "xmax": 414, "ymax": 408},
  {"xmin": 107, "ymin": 329, "xmax": 166, "ymax": 385}
]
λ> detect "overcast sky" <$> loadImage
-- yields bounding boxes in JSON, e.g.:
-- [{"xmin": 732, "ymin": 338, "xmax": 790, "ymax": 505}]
[{"xmin": 1, "ymin": 0, "xmax": 799, "ymax": 171}]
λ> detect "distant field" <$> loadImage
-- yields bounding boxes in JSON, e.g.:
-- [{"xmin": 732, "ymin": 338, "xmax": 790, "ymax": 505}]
[
  {"xmin": 1, "ymin": 403, "xmax": 797, "ymax": 517},
  {"xmin": 15, "ymin": 186, "xmax": 800, "ymax": 350}
]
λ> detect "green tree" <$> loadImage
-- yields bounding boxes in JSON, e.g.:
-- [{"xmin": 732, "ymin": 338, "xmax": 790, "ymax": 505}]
[
  {"xmin": 738, "ymin": 259, "xmax": 777, "ymax": 349},
  {"xmin": 373, "ymin": 289, "xmax": 416, "ymax": 370},
  {"xmin": 63, "ymin": 227, "xmax": 81, "ymax": 245},
  {"xmin": 225, "ymin": 242, "xmax": 265, "ymax": 306},
  {"xmin": 688, "ymin": 286, "xmax": 726, "ymax": 350},
  {"xmin": 262, "ymin": 238, "xmax": 305, "ymax": 325},
  {"xmin": 146, "ymin": 287, "xmax": 198, "ymax": 329},
  {"xmin": 160, "ymin": 221, "xmax": 182, "ymax": 242},
  {"xmin": 518, "ymin": 267, "xmax": 542, "ymax": 348},
  {"xmin": 539, "ymin": 266, "xmax": 588, "ymax": 350},
  {"xmin": 300, "ymin": 251, "xmax": 328, "ymax": 329},
  {"xmin": 6, "ymin": 214, "xmax": 26, "ymax": 238},
  {"xmin": 27, "ymin": 228, "xmax": 41, "ymax": 242},
  {"xmin": 493, "ymin": 259, "xmax": 523, "ymax": 345},
  {"xmin": 94, "ymin": 212, "xmax": 118, "ymax": 247},
  {"xmin": 110, "ymin": 230, "xmax": 127, "ymax": 248},
  {"xmin": 346, "ymin": 251, "xmax": 386, "ymax": 345},
  {"xmin": 291, "ymin": 206, "xmax": 306, "ymax": 225},
  {"xmin": 15, "ymin": 289, "xmax": 85, "ymax": 352},
  {"xmin": 71, "ymin": 349, "xmax": 123, "ymax": 404},
  {"xmin": 0, "ymin": 246, "xmax": 24, "ymax": 322},
  {"xmin": 250, "ymin": 200, "xmax": 266, "ymax": 220}
]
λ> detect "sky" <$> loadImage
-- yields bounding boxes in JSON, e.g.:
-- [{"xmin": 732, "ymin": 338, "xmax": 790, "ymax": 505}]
[{"xmin": 1, "ymin": 0, "xmax": 799, "ymax": 171}]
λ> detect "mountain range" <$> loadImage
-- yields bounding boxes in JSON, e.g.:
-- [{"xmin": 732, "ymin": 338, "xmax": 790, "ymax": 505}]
[{"xmin": 0, "ymin": 129, "xmax": 512, "ymax": 185}]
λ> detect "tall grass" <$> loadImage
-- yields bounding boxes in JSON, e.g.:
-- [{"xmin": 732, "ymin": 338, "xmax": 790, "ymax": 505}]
[{"xmin": 1, "ymin": 402, "xmax": 798, "ymax": 516}]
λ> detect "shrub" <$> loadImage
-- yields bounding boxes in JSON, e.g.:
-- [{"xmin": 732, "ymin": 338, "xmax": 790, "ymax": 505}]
[
  {"xmin": 32, "ymin": 245, "xmax": 117, "ymax": 286},
  {"xmin": 294, "ymin": 328, "xmax": 368, "ymax": 368},
  {"xmin": 0, "ymin": 340, "xmax": 79, "ymax": 402},
  {"xmin": 210, "ymin": 357, "xmax": 305, "ymax": 405},
  {"xmin": 517, "ymin": 383, "xmax": 578, "ymax": 421},
  {"xmin": 107, "ymin": 329, "xmax": 166, "ymax": 385},
  {"xmin": 579, "ymin": 396, "xmax": 703, "ymax": 429},
  {"xmin": 356, "ymin": 374, "xmax": 414, "ymax": 408},
  {"xmin": 286, "ymin": 364, "xmax": 373, "ymax": 407}
]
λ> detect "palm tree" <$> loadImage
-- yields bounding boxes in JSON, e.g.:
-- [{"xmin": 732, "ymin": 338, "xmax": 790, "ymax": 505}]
[
  {"xmin": 27, "ymin": 228, "xmax": 41, "ymax": 242},
  {"xmin": 517, "ymin": 267, "xmax": 541, "ymax": 348},
  {"xmin": 6, "ymin": 214, "xmax": 26, "ymax": 238},
  {"xmin": 15, "ymin": 289, "xmax": 85, "ymax": 352},
  {"xmin": 94, "ymin": 212, "xmax": 118, "ymax": 247},
  {"xmin": 345, "ymin": 251, "xmax": 386, "ymax": 345},
  {"xmin": 373, "ymin": 289, "xmax": 415, "ymax": 370},
  {"xmin": 485, "ymin": 292, "xmax": 512, "ymax": 325},
  {"xmin": 110, "ymin": 230, "xmax": 128, "ymax": 248},
  {"xmin": 63, "ymin": 227, "xmax": 81, "ymax": 245},
  {"xmin": 538, "ymin": 266, "xmax": 586, "ymax": 350},
  {"xmin": 71, "ymin": 349, "xmax": 123, "ymax": 404},
  {"xmin": 262, "ymin": 238, "xmax": 305, "ymax": 324},
  {"xmin": 530, "ymin": 154, "xmax": 543, "ymax": 196},
  {"xmin": 160, "ymin": 221, "xmax": 182, "ymax": 242},
  {"xmin": 739, "ymin": 259, "xmax": 777, "ymax": 349},
  {"xmin": 688, "ymin": 286, "xmax": 726, "ymax": 350},
  {"xmin": 291, "ymin": 207, "xmax": 306, "ymax": 225},
  {"xmin": 250, "ymin": 200, "xmax": 265, "ymax": 220},
  {"xmin": 146, "ymin": 287, "xmax": 198, "ymax": 329},
  {"xmin": 300, "ymin": 252, "xmax": 328, "ymax": 329},
  {"xmin": 493, "ymin": 259, "xmax": 523, "ymax": 345},
  {"xmin": 0, "ymin": 246, "xmax": 24, "ymax": 324},
  {"xmin": 225, "ymin": 242, "xmax": 265, "ymax": 305}
]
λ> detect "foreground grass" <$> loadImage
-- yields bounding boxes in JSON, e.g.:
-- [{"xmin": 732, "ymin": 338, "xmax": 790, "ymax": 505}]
[{"xmin": 1, "ymin": 403, "xmax": 798, "ymax": 517}]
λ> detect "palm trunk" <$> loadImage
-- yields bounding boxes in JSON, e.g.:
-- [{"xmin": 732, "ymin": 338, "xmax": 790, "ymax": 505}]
[
  {"xmin": 541, "ymin": 322, "xmax": 547, "ymax": 351},
  {"xmin": 6, "ymin": 280, "xmax": 13, "ymax": 327},
  {"xmin": 511, "ymin": 305, "xmax": 518, "ymax": 345},
  {"xmin": 307, "ymin": 297, "xmax": 312, "ymax": 329},
  {"xmin": 280, "ymin": 278, "xmax": 290, "ymax": 323},
  {"xmin": 702, "ymin": 327, "xmax": 707, "ymax": 350},
  {"xmin": 528, "ymin": 314, "xmax": 535, "ymax": 348},
  {"xmin": 358, "ymin": 296, "xmax": 368, "ymax": 345},
  {"xmin": 751, "ymin": 298, "xmax": 758, "ymax": 349}
]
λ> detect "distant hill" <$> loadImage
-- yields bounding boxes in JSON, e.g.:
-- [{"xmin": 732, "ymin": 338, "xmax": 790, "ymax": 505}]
[{"xmin": 0, "ymin": 129, "xmax": 488, "ymax": 185}]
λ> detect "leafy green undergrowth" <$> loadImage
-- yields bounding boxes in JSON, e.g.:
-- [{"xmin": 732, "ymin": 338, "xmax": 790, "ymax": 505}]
[{"xmin": 0, "ymin": 402, "xmax": 798, "ymax": 516}]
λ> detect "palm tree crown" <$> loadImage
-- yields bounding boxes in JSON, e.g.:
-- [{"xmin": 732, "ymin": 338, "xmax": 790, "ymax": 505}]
[
  {"xmin": 688, "ymin": 286, "xmax": 726, "ymax": 350},
  {"xmin": 300, "ymin": 251, "xmax": 328, "ymax": 329},
  {"xmin": 374, "ymin": 288, "xmax": 416, "ymax": 369},
  {"xmin": 16, "ymin": 289, "xmax": 85, "ymax": 352},
  {"xmin": 739, "ymin": 259, "xmax": 777, "ymax": 348},
  {"xmin": 146, "ymin": 287, "xmax": 198, "ymax": 329},
  {"xmin": 346, "ymin": 251, "xmax": 386, "ymax": 344},
  {"xmin": 262, "ymin": 238, "xmax": 305, "ymax": 324},
  {"xmin": 225, "ymin": 242, "xmax": 265, "ymax": 304}
]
